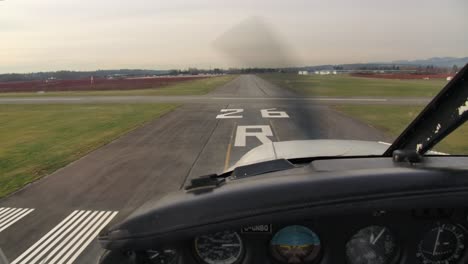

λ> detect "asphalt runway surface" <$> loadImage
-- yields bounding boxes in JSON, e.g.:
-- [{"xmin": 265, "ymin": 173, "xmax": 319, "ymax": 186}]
[{"xmin": 0, "ymin": 75, "xmax": 390, "ymax": 263}]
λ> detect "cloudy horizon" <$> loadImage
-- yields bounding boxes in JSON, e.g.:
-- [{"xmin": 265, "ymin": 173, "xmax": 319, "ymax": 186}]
[{"xmin": 1, "ymin": 0, "xmax": 467, "ymax": 73}]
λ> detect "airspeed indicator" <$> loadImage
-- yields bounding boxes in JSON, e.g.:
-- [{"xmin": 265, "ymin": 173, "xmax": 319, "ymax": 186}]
[{"xmin": 194, "ymin": 230, "xmax": 244, "ymax": 264}]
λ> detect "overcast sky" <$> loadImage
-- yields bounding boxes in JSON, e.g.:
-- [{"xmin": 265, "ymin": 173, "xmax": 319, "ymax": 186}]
[{"xmin": 1, "ymin": 0, "xmax": 467, "ymax": 73}]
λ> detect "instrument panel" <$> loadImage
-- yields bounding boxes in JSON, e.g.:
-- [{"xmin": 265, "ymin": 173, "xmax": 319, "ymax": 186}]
[{"xmin": 142, "ymin": 208, "xmax": 468, "ymax": 264}]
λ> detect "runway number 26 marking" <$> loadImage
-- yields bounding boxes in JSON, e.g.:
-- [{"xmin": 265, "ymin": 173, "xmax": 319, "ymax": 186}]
[
  {"xmin": 260, "ymin": 108, "xmax": 289, "ymax": 118},
  {"xmin": 216, "ymin": 108, "xmax": 289, "ymax": 147},
  {"xmin": 216, "ymin": 109, "xmax": 244, "ymax": 119},
  {"xmin": 216, "ymin": 108, "xmax": 289, "ymax": 119}
]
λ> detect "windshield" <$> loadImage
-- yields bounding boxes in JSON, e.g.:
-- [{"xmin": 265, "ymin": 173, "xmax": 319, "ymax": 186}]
[{"xmin": 0, "ymin": 0, "xmax": 467, "ymax": 263}]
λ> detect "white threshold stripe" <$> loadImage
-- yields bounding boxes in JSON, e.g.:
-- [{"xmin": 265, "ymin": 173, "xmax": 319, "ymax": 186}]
[
  {"xmin": 41, "ymin": 211, "xmax": 100, "ymax": 264},
  {"xmin": 15, "ymin": 210, "xmax": 90, "ymax": 264},
  {"xmin": 0, "ymin": 207, "xmax": 21, "ymax": 219},
  {"xmin": 0, "ymin": 208, "xmax": 22, "ymax": 223},
  {"xmin": 65, "ymin": 211, "xmax": 118, "ymax": 264},
  {"xmin": 0, "ymin": 208, "xmax": 26, "ymax": 227},
  {"xmin": 0, "ymin": 207, "xmax": 10, "ymax": 216},
  {"xmin": 0, "ymin": 208, "xmax": 34, "ymax": 232},
  {"xmin": 48, "ymin": 211, "xmax": 107, "ymax": 264},
  {"xmin": 12, "ymin": 210, "xmax": 81, "ymax": 264},
  {"xmin": 0, "ymin": 208, "xmax": 34, "ymax": 233},
  {"xmin": 11, "ymin": 211, "xmax": 81, "ymax": 264},
  {"xmin": 12, "ymin": 210, "xmax": 118, "ymax": 264}
]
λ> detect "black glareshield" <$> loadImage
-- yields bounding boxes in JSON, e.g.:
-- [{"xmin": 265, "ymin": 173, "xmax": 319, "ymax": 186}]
[{"xmin": 384, "ymin": 64, "xmax": 468, "ymax": 156}]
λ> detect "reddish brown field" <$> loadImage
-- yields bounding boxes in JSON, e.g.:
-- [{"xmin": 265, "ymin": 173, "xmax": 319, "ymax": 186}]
[
  {"xmin": 0, "ymin": 76, "xmax": 207, "ymax": 93},
  {"xmin": 351, "ymin": 73, "xmax": 452, "ymax": 80}
]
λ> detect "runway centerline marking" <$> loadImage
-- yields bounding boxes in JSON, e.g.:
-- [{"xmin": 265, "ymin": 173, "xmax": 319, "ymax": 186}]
[
  {"xmin": 12, "ymin": 210, "xmax": 118, "ymax": 264},
  {"xmin": 269, "ymin": 120, "xmax": 281, "ymax": 142},
  {"xmin": 0, "ymin": 207, "xmax": 34, "ymax": 233},
  {"xmin": 224, "ymin": 122, "xmax": 237, "ymax": 171}
]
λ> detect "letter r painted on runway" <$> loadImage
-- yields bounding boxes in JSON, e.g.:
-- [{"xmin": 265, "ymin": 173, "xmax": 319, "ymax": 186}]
[{"xmin": 234, "ymin": 125, "xmax": 273, "ymax": 147}]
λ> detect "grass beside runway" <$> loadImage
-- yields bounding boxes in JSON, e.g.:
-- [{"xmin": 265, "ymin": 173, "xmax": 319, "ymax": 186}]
[
  {"xmin": 0, "ymin": 75, "xmax": 237, "ymax": 97},
  {"xmin": 335, "ymin": 105, "xmax": 468, "ymax": 154},
  {"xmin": 260, "ymin": 74, "xmax": 446, "ymax": 97},
  {"xmin": 0, "ymin": 103, "xmax": 178, "ymax": 198}
]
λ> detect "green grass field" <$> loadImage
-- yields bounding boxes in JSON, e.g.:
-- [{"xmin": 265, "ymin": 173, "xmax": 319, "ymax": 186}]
[
  {"xmin": 335, "ymin": 105, "xmax": 467, "ymax": 154},
  {"xmin": 261, "ymin": 73, "xmax": 447, "ymax": 97},
  {"xmin": 0, "ymin": 75, "xmax": 236, "ymax": 97},
  {"xmin": 0, "ymin": 103, "xmax": 178, "ymax": 198}
]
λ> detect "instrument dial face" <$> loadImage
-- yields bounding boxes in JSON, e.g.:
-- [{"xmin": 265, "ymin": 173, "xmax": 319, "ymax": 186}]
[
  {"xmin": 346, "ymin": 225, "xmax": 399, "ymax": 264},
  {"xmin": 270, "ymin": 225, "xmax": 322, "ymax": 264},
  {"xmin": 416, "ymin": 223, "xmax": 466, "ymax": 264},
  {"xmin": 194, "ymin": 230, "xmax": 244, "ymax": 264}
]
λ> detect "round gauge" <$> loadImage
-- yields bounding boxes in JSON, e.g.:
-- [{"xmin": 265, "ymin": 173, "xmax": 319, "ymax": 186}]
[
  {"xmin": 416, "ymin": 223, "xmax": 466, "ymax": 264},
  {"xmin": 270, "ymin": 225, "xmax": 322, "ymax": 264},
  {"xmin": 142, "ymin": 249, "xmax": 178, "ymax": 264},
  {"xmin": 345, "ymin": 226, "xmax": 399, "ymax": 264},
  {"xmin": 194, "ymin": 230, "xmax": 244, "ymax": 264}
]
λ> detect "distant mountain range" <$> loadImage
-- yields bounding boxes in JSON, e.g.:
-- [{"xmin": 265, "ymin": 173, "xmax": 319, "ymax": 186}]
[
  {"xmin": 391, "ymin": 57, "xmax": 468, "ymax": 67},
  {"xmin": 299, "ymin": 57, "xmax": 468, "ymax": 71}
]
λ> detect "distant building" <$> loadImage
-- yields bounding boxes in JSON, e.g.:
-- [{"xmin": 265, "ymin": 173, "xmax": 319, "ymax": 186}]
[
  {"xmin": 316, "ymin": 70, "xmax": 331, "ymax": 75},
  {"xmin": 298, "ymin": 71, "xmax": 309, "ymax": 75},
  {"xmin": 45, "ymin": 77, "xmax": 56, "ymax": 83}
]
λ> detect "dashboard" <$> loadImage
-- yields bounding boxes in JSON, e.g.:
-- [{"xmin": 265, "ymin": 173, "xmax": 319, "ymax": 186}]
[
  {"xmin": 98, "ymin": 156, "xmax": 468, "ymax": 264},
  {"xmin": 141, "ymin": 208, "xmax": 468, "ymax": 264}
]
